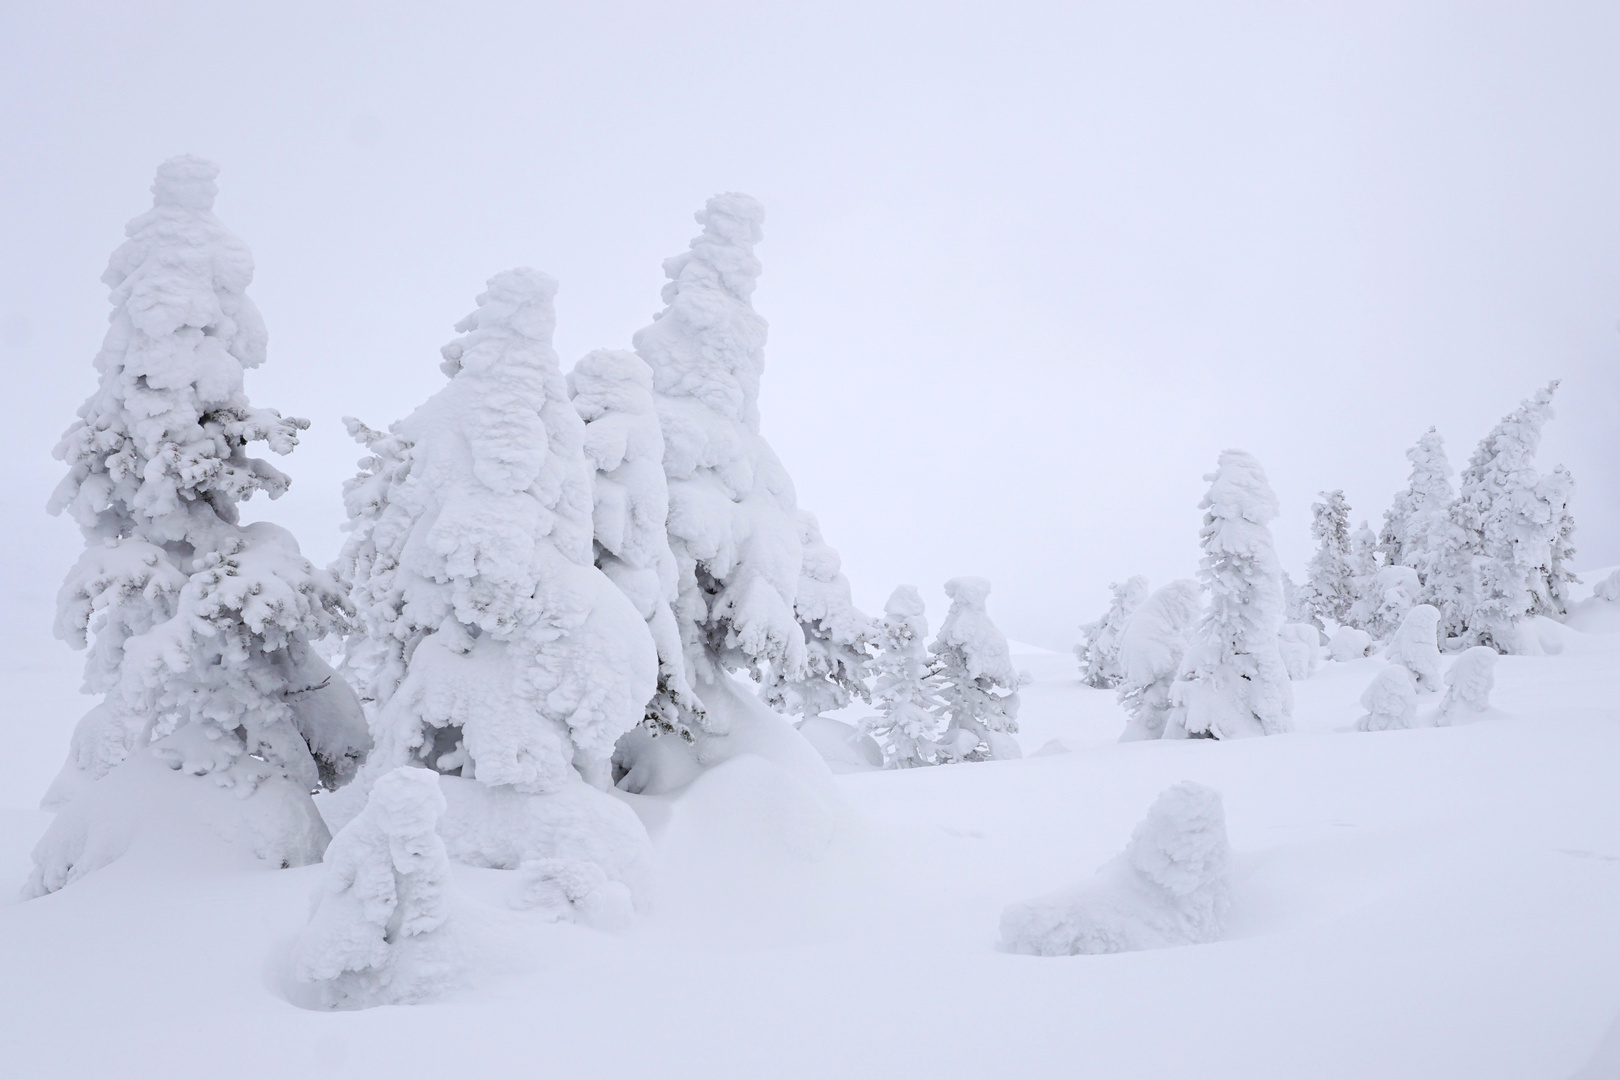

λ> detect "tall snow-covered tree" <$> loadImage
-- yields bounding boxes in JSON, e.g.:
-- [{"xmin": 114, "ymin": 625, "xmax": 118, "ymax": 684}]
[
  {"xmin": 1441, "ymin": 382, "xmax": 1576, "ymax": 651},
  {"xmin": 1168, "ymin": 450, "xmax": 1293, "ymax": 739},
  {"xmin": 1345, "ymin": 519, "xmax": 1381, "ymax": 629},
  {"xmin": 28, "ymin": 156, "xmax": 367, "ymax": 897},
  {"xmin": 1302, "ymin": 490, "xmax": 1355, "ymax": 628},
  {"xmin": 568, "ymin": 348, "xmax": 705, "ymax": 739},
  {"xmin": 929, "ymin": 577, "xmax": 1022, "ymax": 761},
  {"xmin": 333, "ymin": 269, "xmax": 656, "ymax": 797},
  {"xmin": 861, "ymin": 586, "xmax": 948, "ymax": 768},
  {"xmin": 633, "ymin": 192, "xmax": 867, "ymax": 719},
  {"xmin": 1379, "ymin": 427, "xmax": 1454, "ymax": 580},
  {"xmin": 1116, "ymin": 579, "xmax": 1202, "ymax": 741},
  {"xmin": 1076, "ymin": 575, "xmax": 1149, "ymax": 689}
]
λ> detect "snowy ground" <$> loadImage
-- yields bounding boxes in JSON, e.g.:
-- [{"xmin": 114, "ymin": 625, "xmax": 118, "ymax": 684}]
[{"xmin": 3, "ymin": 579, "xmax": 1620, "ymax": 1078}]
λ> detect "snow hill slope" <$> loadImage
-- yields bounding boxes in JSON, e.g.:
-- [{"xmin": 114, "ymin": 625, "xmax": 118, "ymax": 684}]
[{"xmin": 3, "ymin": 577, "xmax": 1620, "ymax": 1078}]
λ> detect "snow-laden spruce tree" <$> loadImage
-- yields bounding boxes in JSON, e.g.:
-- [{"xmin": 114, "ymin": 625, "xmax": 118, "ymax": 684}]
[
  {"xmin": 1437, "ymin": 646, "xmax": 1497, "ymax": 723},
  {"xmin": 1443, "ymin": 382, "xmax": 1576, "ymax": 651},
  {"xmin": 568, "ymin": 348, "xmax": 704, "ymax": 739},
  {"xmin": 332, "ymin": 270, "xmax": 657, "ymax": 897},
  {"xmin": 861, "ymin": 586, "xmax": 949, "ymax": 767},
  {"xmin": 1356, "ymin": 665, "xmax": 1418, "ymax": 732},
  {"xmin": 1302, "ymin": 490, "xmax": 1356, "ymax": 628},
  {"xmin": 1379, "ymin": 427, "xmax": 1454, "ymax": 581},
  {"xmin": 1076, "ymin": 575, "xmax": 1149, "ymax": 689},
  {"xmin": 293, "ymin": 767, "xmax": 453, "ymax": 1008},
  {"xmin": 1168, "ymin": 450, "xmax": 1294, "ymax": 739},
  {"xmin": 29, "ymin": 157, "xmax": 367, "ymax": 897},
  {"xmin": 1383, "ymin": 604, "xmax": 1443, "ymax": 692},
  {"xmin": 999, "ymin": 781, "xmax": 1232, "ymax": 956},
  {"xmin": 1115, "ymin": 579, "xmax": 1202, "ymax": 741},
  {"xmin": 1345, "ymin": 519, "xmax": 1382, "ymax": 630},
  {"xmin": 633, "ymin": 193, "xmax": 867, "ymax": 725},
  {"xmin": 929, "ymin": 577, "xmax": 1022, "ymax": 761}
]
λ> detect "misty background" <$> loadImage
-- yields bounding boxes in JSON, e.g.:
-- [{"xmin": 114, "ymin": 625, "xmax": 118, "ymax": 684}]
[{"xmin": 2, "ymin": 1, "xmax": 1616, "ymax": 653}]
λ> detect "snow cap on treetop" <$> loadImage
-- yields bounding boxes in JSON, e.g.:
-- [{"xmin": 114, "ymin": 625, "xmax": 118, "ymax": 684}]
[
  {"xmin": 885, "ymin": 585, "xmax": 926, "ymax": 619},
  {"xmin": 150, "ymin": 154, "xmax": 220, "ymax": 212},
  {"xmin": 945, "ymin": 576, "xmax": 992, "ymax": 607},
  {"xmin": 697, "ymin": 191, "xmax": 765, "ymax": 248},
  {"xmin": 440, "ymin": 267, "xmax": 558, "ymax": 377},
  {"xmin": 1203, "ymin": 449, "xmax": 1280, "ymax": 525}
]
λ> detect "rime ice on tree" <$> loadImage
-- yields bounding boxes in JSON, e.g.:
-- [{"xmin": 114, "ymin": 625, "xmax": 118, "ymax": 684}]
[
  {"xmin": 1301, "ymin": 490, "xmax": 1356, "ymax": 629},
  {"xmin": 861, "ymin": 586, "xmax": 949, "ymax": 767},
  {"xmin": 1076, "ymin": 576, "xmax": 1149, "ymax": 689},
  {"xmin": 1438, "ymin": 646, "xmax": 1497, "ymax": 723},
  {"xmin": 1357, "ymin": 666, "xmax": 1418, "ymax": 732},
  {"xmin": 1168, "ymin": 451, "xmax": 1293, "ymax": 740},
  {"xmin": 29, "ymin": 157, "xmax": 368, "ymax": 897},
  {"xmin": 1379, "ymin": 428, "xmax": 1454, "ymax": 583},
  {"xmin": 1115, "ymin": 579, "xmax": 1202, "ymax": 741},
  {"xmin": 929, "ymin": 577, "xmax": 1022, "ymax": 761}
]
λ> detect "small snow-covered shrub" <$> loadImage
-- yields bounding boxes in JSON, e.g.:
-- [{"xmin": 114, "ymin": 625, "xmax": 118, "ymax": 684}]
[
  {"xmin": 1168, "ymin": 451, "xmax": 1293, "ymax": 739},
  {"xmin": 1277, "ymin": 623, "xmax": 1321, "ymax": 682},
  {"xmin": 1329, "ymin": 626, "xmax": 1374, "ymax": 662},
  {"xmin": 1438, "ymin": 646, "xmax": 1497, "ymax": 723},
  {"xmin": 1363, "ymin": 564, "xmax": 1423, "ymax": 641},
  {"xmin": 1076, "ymin": 576, "xmax": 1148, "ymax": 689},
  {"xmin": 292, "ymin": 767, "xmax": 453, "ymax": 1009},
  {"xmin": 999, "ymin": 781, "xmax": 1232, "ymax": 955},
  {"xmin": 929, "ymin": 577, "xmax": 1022, "ymax": 761},
  {"xmin": 1357, "ymin": 665, "xmax": 1418, "ymax": 732},
  {"xmin": 1383, "ymin": 604, "xmax": 1443, "ymax": 692},
  {"xmin": 1595, "ymin": 569, "xmax": 1620, "ymax": 603},
  {"xmin": 1115, "ymin": 580, "xmax": 1201, "ymax": 741},
  {"xmin": 511, "ymin": 858, "xmax": 635, "ymax": 932}
]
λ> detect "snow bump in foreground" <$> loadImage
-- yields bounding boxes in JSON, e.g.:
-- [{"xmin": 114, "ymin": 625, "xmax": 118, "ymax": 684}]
[{"xmin": 998, "ymin": 780, "xmax": 1232, "ymax": 956}]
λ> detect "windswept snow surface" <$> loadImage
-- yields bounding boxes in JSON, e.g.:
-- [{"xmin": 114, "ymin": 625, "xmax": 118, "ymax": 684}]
[{"xmin": 3, "ymin": 582, "xmax": 1620, "ymax": 1077}]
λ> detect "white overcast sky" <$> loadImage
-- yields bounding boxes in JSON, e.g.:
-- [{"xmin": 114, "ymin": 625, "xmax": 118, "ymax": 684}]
[{"xmin": 2, "ymin": 1, "xmax": 1616, "ymax": 649}]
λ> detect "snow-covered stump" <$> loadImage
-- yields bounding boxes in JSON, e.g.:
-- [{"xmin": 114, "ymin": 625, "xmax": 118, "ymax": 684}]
[
  {"xmin": 1356, "ymin": 665, "xmax": 1419, "ymax": 732},
  {"xmin": 999, "ymin": 782, "xmax": 1232, "ymax": 956},
  {"xmin": 292, "ymin": 768, "xmax": 453, "ymax": 1009},
  {"xmin": 1383, "ymin": 604, "xmax": 1443, "ymax": 691},
  {"xmin": 1115, "ymin": 579, "xmax": 1201, "ymax": 741},
  {"xmin": 1437, "ymin": 646, "xmax": 1497, "ymax": 724},
  {"xmin": 1076, "ymin": 576, "xmax": 1148, "ymax": 689}
]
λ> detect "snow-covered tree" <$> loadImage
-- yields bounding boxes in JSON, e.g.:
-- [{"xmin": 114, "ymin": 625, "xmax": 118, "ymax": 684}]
[
  {"xmin": 999, "ymin": 781, "xmax": 1231, "ymax": 956},
  {"xmin": 1379, "ymin": 427, "xmax": 1454, "ymax": 581},
  {"xmin": 929, "ymin": 577, "xmax": 1022, "ymax": 761},
  {"xmin": 293, "ymin": 766, "xmax": 453, "ymax": 1008},
  {"xmin": 1076, "ymin": 575, "xmax": 1149, "ymax": 689},
  {"xmin": 1302, "ymin": 490, "xmax": 1356, "ymax": 628},
  {"xmin": 333, "ymin": 269, "xmax": 656, "ymax": 798},
  {"xmin": 568, "ymin": 348, "xmax": 705, "ymax": 739},
  {"xmin": 1383, "ymin": 604, "xmax": 1443, "ymax": 692},
  {"xmin": 1437, "ymin": 646, "xmax": 1497, "ymax": 722},
  {"xmin": 1345, "ymin": 519, "xmax": 1382, "ymax": 630},
  {"xmin": 861, "ymin": 586, "xmax": 949, "ymax": 767},
  {"xmin": 1115, "ymin": 579, "xmax": 1202, "ymax": 741},
  {"xmin": 29, "ymin": 156, "xmax": 366, "ymax": 896},
  {"xmin": 1356, "ymin": 665, "xmax": 1418, "ymax": 732},
  {"xmin": 760, "ymin": 511, "xmax": 874, "ymax": 719},
  {"xmin": 1168, "ymin": 450, "xmax": 1294, "ymax": 739},
  {"xmin": 1276, "ymin": 623, "xmax": 1321, "ymax": 681},
  {"xmin": 1360, "ymin": 564, "xmax": 1422, "ymax": 641},
  {"xmin": 633, "ymin": 193, "xmax": 865, "ymax": 720},
  {"xmin": 1449, "ymin": 382, "xmax": 1576, "ymax": 651}
]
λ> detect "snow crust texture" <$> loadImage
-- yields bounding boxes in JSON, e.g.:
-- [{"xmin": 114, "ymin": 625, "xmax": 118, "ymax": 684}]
[{"xmin": 1000, "ymin": 781, "xmax": 1232, "ymax": 955}]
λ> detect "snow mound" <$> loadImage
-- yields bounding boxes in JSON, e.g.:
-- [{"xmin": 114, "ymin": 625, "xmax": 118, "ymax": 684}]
[
  {"xmin": 999, "ymin": 781, "xmax": 1232, "ymax": 956},
  {"xmin": 292, "ymin": 767, "xmax": 452, "ymax": 1009},
  {"xmin": 510, "ymin": 858, "xmax": 635, "ymax": 931},
  {"xmin": 796, "ymin": 715, "xmax": 883, "ymax": 773},
  {"xmin": 1329, "ymin": 626, "xmax": 1374, "ymax": 661},
  {"xmin": 1438, "ymin": 646, "xmax": 1497, "ymax": 724},
  {"xmin": 1382, "ymin": 604, "xmax": 1443, "ymax": 692},
  {"xmin": 1357, "ymin": 665, "xmax": 1418, "ymax": 732}
]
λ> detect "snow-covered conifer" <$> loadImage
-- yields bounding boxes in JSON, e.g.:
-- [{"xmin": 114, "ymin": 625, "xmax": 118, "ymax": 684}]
[
  {"xmin": 1437, "ymin": 646, "xmax": 1497, "ymax": 723},
  {"xmin": 1115, "ymin": 579, "xmax": 1201, "ymax": 741},
  {"xmin": 1379, "ymin": 427, "xmax": 1454, "ymax": 581},
  {"xmin": 569, "ymin": 348, "xmax": 704, "ymax": 739},
  {"xmin": 1357, "ymin": 665, "xmax": 1418, "ymax": 732},
  {"xmin": 1451, "ymin": 383, "xmax": 1575, "ymax": 651},
  {"xmin": 334, "ymin": 269, "xmax": 656, "ymax": 798},
  {"xmin": 1076, "ymin": 576, "xmax": 1149, "ymax": 689},
  {"xmin": 293, "ymin": 767, "xmax": 453, "ymax": 1008},
  {"xmin": 1276, "ymin": 623, "xmax": 1321, "ymax": 682},
  {"xmin": 1302, "ymin": 490, "xmax": 1356, "ymax": 627},
  {"xmin": 929, "ymin": 577, "xmax": 1022, "ymax": 761},
  {"xmin": 999, "ymin": 782, "xmax": 1231, "ymax": 955},
  {"xmin": 1383, "ymin": 604, "xmax": 1443, "ymax": 692},
  {"xmin": 1168, "ymin": 451, "xmax": 1293, "ymax": 739},
  {"xmin": 634, "ymin": 193, "xmax": 863, "ymax": 719},
  {"xmin": 861, "ymin": 586, "xmax": 949, "ymax": 767},
  {"xmin": 760, "ymin": 511, "xmax": 874, "ymax": 719},
  {"xmin": 30, "ymin": 157, "xmax": 366, "ymax": 894},
  {"xmin": 1345, "ymin": 520, "xmax": 1382, "ymax": 630},
  {"xmin": 1361, "ymin": 564, "xmax": 1422, "ymax": 641}
]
